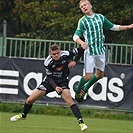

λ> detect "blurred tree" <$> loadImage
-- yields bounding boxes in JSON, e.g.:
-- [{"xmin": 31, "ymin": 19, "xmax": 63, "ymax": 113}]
[
  {"xmin": 0, "ymin": 0, "xmax": 23, "ymax": 36},
  {"xmin": 0, "ymin": 0, "xmax": 132, "ymax": 43}
]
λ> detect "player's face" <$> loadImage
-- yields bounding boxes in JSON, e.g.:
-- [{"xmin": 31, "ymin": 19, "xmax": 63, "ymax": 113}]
[
  {"xmin": 80, "ymin": 1, "xmax": 92, "ymax": 15},
  {"xmin": 50, "ymin": 49, "xmax": 61, "ymax": 61}
]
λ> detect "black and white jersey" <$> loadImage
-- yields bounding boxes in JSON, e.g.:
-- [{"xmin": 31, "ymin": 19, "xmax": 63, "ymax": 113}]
[{"xmin": 43, "ymin": 47, "xmax": 84, "ymax": 88}]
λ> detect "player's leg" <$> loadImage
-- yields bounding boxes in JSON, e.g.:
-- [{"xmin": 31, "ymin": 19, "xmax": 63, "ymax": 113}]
[
  {"xmin": 75, "ymin": 53, "xmax": 94, "ymax": 102},
  {"xmin": 61, "ymin": 89, "xmax": 87, "ymax": 131},
  {"xmin": 75, "ymin": 52, "xmax": 94, "ymax": 94},
  {"xmin": 75, "ymin": 76, "xmax": 87, "ymax": 102},
  {"xmin": 83, "ymin": 72, "xmax": 101, "ymax": 93},
  {"xmin": 10, "ymin": 87, "xmax": 46, "ymax": 122},
  {"xmin": 22, "ymin": 88, "xmax": 46, "ymax": 117},
  {"xmin": 75, "ymin": 76, "xmax": 87, "ymax": 94},
  {"xmin": 75, "ymin": 73, "xmax": 93, "ymax": 102},
  {"xmin": 81, "ymin": 54, "xmax": 105, "ymax": 98}
]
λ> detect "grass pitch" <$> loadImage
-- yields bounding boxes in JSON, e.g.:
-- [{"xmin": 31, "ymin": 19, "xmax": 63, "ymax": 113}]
[{"xmin": 0, "ymin": 112, "xmax": 132, "ymax": 133}]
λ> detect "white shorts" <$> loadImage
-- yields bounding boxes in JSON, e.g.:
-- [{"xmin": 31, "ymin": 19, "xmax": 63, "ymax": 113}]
[{"xmin": 84, "ymin": 51, "xmax": 105, "ymax": 73}]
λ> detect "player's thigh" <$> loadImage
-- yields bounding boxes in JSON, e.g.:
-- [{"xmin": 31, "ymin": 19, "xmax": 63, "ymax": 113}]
[
  {"xmin": 95, "ymin": 54, "xmax": 105, "ymax": 72},
  {"xmin": 26, "ymin": 89, "xmax": 46, "ymax": 103},
  {"xmin": 62, "ymin": 89, "xmax": 74, "ymax": 106},
  {"xmin": 85, "ymin": 53, "xmax": 95, "ymax": 73}
]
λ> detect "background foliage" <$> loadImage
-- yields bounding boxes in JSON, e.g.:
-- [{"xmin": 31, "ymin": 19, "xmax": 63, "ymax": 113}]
[{"xmin": 0, "ymin": 0, "xmax": 133, "ymax": 43}]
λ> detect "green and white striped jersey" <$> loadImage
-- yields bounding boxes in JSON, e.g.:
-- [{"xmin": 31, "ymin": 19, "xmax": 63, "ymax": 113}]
[{"xmin": 74, "ymin": 13, "xmax": 114, "ymax": 55}]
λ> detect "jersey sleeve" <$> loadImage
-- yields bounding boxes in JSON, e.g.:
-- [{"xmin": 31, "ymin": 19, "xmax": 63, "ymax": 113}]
[
  {"xmin": 74, "ymin": 47, "xmax": 84, "ymax": 62},
  {"xmin": 68, "ymin": 47, "xmax": 84, "ymax": 62},
  {"xmin": 44, "ymin": 56, "xmax": 53, "ymax": 76},
  {"xmin": 103, "ymin": 17, "xmax": 114, "ymax": 30},
  {"xmin": 74, "ymin": 18, "xmax": 85, "ymax": 37},
  {"xmin": 45, "ymin": 68, "xmax": 52, "ymax": 76},
  {"xmin": 47, "ymin": 75, "xmax": 57, "ymax": 89}
]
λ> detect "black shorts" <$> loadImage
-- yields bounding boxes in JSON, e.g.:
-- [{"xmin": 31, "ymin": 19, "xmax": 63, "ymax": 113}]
[{"xmin": 37, "ymin": 79, "xmax": 69, "ymax": 94}]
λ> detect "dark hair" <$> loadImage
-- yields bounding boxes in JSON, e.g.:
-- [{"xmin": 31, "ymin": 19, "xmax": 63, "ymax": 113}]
[{"xmin": 50, "ymin": 44, "xmax": 60, "ymax": 51}]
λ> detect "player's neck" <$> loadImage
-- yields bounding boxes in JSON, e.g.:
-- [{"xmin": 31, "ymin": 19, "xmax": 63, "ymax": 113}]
[
  {"xmin": 86, "ymin": 12, "xmax": 94, "ymax": 17},
  {"xmin": 86, "ymin": 11, "xmax": 93, "ymax": 16}
]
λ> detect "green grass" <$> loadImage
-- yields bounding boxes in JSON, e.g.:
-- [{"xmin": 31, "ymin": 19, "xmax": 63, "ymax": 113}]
[
  {"xmin": 0, "ymin": 112, "xmax": 133, "ymax": 133},
  {"xmin": 0, "ymin": 102, "xmax": 132, "ymax": 121}
]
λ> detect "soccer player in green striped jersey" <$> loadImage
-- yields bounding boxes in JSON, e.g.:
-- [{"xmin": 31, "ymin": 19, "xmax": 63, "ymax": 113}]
[{"xmin": 73, "ymin": 0, "xmax": 133, "ymax": 102}]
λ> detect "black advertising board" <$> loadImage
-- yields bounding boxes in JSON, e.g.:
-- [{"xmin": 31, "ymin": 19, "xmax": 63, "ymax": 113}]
[{"xmin": 0, "ymin": 57, "xmax": 132, "ymax": 110}]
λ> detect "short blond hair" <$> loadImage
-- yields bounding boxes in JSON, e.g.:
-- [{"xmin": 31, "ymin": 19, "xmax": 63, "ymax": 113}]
[{"xmin": 79, "ymin": 0, "xmax": 90, "ymax": 6}]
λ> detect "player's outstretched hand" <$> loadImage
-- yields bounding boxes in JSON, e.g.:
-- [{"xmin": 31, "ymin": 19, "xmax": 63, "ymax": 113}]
[{"xmin": 128, "ymin": 24, "xmax": 133, "ymax": 29}]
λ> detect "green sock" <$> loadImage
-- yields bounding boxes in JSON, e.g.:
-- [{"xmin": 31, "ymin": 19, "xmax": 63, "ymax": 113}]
[
  {"xmin": 84, "ymin": 74, "xmax": 99, "ymax": 93},
  {"xmin": 76, "ymin": 77, "xmax": 86, "ymax": 93}
]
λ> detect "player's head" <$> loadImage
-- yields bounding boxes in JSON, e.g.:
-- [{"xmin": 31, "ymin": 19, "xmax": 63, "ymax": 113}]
[
  {"xmin": 79, "ymin": 0, "xmax": 92, "ymax": 15},
  {"xmin": 50, "ymin": 44, "xmax": 61, "ymax": 61}
]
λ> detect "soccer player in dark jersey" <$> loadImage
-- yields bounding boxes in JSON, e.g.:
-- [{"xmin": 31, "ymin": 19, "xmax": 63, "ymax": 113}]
[{"xmin": 10, "ymin": 44, "xmax": 87, "ymax": 131}]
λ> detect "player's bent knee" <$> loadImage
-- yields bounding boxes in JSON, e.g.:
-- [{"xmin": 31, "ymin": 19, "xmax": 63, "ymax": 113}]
[
  {"xmin": 26, "ymin": 97, "xmax": 34, "ymax": 104},
  {"xmin": 97, "ymin": 74, "xmax": 104, "ymax": 79},
  {"xmin": 65, "ymin": 99, "xmax": 75, "ymax": 107}
]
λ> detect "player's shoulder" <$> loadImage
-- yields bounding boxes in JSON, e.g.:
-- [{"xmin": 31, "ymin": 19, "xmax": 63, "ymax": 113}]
[
  {"xmin": 60, "ymin": 50, "xmax": 69, "ymax": 56},
  {"xmin": 44, "ymin": 55, "xmax": 52, "ymax": 66},
  {"xmin": 94, "ymin": 13, "xmax": 105, "ymax": 21},
  {"xmin": 95, "ymin": 13, "xmax": 104, "ymax": 18},
  {"xmin": 79, "ymin": 15, "xmax": 86, "ymax": 22}
]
